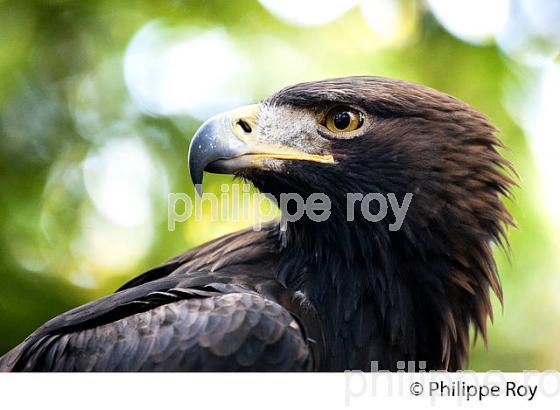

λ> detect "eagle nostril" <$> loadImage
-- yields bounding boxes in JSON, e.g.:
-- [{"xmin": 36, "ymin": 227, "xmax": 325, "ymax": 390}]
[{"xmin": 237, "ymin": 119, "xmax": 252, "ymax": 133}]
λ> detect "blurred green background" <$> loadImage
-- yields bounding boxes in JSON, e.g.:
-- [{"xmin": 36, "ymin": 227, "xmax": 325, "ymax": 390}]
[{"xmin": 0, "ymin": 0, "xmax": 559, "ymax": 370}]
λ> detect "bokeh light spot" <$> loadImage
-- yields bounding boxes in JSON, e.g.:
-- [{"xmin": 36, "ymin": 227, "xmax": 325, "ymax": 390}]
[
  {"xmin": 258, "ymin": 0, "xmax": 358, "ymax": 27},
  {"xmin": 427, "ymin": 0, "xmax": 510, "ymax": 45},
  {"xmin": 82, "ymin": 138, "xmax": 167, "ymax": 227},
  {"xmin": 124, "ymin": 21, "xmax": 250, "ymax": 119}
]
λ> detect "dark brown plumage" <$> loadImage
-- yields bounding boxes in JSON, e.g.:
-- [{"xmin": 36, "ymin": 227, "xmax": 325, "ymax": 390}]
[{"xmin": 0, "ymin": 76, "xmax": 514, "ymax": 372}]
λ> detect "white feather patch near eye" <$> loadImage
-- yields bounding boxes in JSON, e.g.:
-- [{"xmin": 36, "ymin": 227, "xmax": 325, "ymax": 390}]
[{"xmin": 257, "ymin": 104, "xmax": 331, "ymax": 152}]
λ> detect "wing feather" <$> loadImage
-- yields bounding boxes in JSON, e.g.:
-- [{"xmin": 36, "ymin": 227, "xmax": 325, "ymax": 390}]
[{"xmin": 12, "ymin": 292, "xmax": 311, "ymax": 371}]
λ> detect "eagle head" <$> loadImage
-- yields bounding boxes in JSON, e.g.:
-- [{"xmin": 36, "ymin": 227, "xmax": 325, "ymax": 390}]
[{"xmin": 188, "ymin": 76, "xmax": 515, "ymax": 370}]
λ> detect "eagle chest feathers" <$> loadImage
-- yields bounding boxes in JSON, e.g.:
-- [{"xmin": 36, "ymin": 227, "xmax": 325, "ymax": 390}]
[{"xmin": 0, "ymin": 76, "xmax": 514, "ymax": 372}]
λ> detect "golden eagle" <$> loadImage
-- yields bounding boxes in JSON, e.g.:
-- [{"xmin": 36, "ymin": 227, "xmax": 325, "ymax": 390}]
[{"xmin": 0, "ymin": 76, "xmax": 514, "ymax": 371}]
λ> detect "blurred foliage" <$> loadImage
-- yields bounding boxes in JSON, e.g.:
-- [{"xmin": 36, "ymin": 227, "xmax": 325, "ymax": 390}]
[{"xmin": 0, "ymin": 0, "xmax": 559, "ymax": 371}]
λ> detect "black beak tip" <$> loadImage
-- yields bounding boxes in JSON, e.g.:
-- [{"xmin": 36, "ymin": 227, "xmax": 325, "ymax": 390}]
[
  {"xmin": 188, "ymin": 159, "xmax": 204, "ymax": 197},
  {"xmin": 187, "ymin": 112, "xmax": 249, "ymax": 196}
]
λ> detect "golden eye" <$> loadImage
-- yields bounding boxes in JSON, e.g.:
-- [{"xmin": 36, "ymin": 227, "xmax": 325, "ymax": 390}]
[{"xmin": 325, "ymin": 106, "xmax": 364, "ymax": 133}]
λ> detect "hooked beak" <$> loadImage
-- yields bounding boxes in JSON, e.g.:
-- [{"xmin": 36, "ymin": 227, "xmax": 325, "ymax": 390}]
[{"xmin": 188, "ymin": 104, "xmax": 334, "ymax": 194}]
